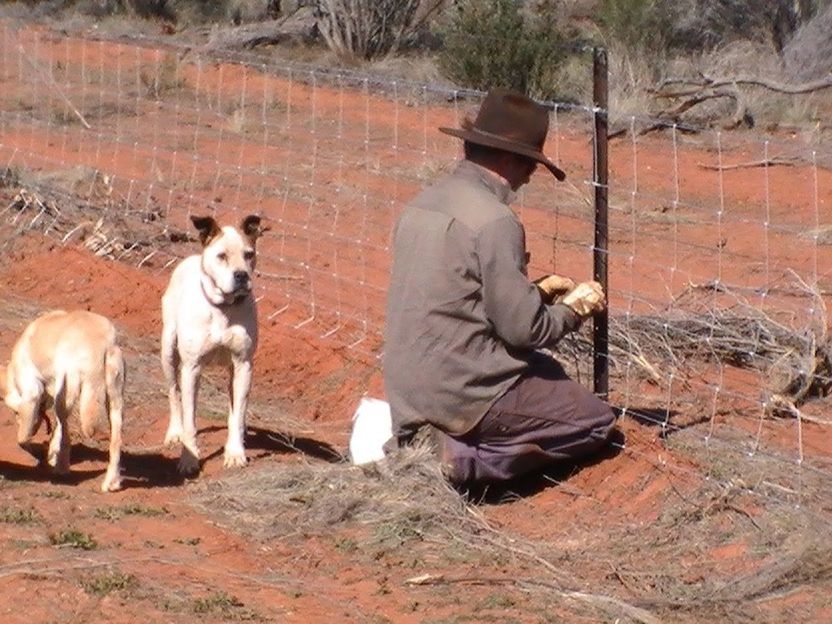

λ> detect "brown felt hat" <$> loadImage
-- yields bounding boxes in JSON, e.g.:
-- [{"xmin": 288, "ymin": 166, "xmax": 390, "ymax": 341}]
[{"xmin": 439, "ymin": 88, "xmax": 566, "ymax": 181}]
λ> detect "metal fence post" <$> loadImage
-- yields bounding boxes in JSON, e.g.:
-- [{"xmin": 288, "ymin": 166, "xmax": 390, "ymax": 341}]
[{"xmin": 592, "ymin": 47, "xmax": 609, "ymax": 401}]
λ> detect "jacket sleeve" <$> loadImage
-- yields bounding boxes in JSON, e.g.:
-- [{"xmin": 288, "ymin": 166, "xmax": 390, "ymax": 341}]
[{"xmin": 477, "ymin": 215, "xmax": 581, "ymax": 349}]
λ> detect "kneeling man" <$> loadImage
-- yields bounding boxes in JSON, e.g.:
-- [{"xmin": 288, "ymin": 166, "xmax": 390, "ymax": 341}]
[{"xmin": 383, "ymin": 89, "xmax": 616, "ymax": 484}]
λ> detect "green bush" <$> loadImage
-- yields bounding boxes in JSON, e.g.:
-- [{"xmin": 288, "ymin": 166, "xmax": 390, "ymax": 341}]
[
  {"xmin": 438, "ymin": 0, "xmax": 570, "ymax": 100},
  {"xmin": 598, "ymin": 0, "xmax": 667, "ymax": 52},
  {"xmin": 49, "ymin": 528, "xmax": 98, "ymax": 550}
]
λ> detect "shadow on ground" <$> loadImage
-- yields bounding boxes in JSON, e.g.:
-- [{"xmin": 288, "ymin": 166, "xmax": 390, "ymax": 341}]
[
  {"xmin": 199, "ymin": 424, "xmax": 342, "ymax": 464},
  {"xmin": 0, "ymin": 424, "xmax": 341, "ymax": 490}
]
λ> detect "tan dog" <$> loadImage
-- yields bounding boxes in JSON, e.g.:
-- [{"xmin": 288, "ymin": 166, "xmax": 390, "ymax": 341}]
[
  {"xmin": 161, "ymin": 214, "xmax": 265, "ymax": 474},
  {"xmin": 0, "ymin": 310, "xmax": 125, "ymax": 492}
]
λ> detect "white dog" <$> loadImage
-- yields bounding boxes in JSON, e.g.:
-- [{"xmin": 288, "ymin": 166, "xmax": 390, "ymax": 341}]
[
  {"xmin": 0, "ymin": 310, "xmax": 125, "ymax": 492},
  {"xmin": 161, "ymin": 214, "xmax": 265, "ymax": 474}
]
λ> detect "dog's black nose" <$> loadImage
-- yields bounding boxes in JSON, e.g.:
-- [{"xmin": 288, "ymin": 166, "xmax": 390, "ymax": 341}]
[{"xmin": 234, "ymin": 271, "xmax": 249, "ymax": 286}]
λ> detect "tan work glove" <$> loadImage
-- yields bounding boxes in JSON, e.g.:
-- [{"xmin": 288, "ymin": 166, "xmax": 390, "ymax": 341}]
[
  {"xmin": 562, "ymin": 281, "xmax": 606, "ymax": 318},
  {"xmin": 534, "ymin": 274, "xmax": 576, "ymax": 304}
]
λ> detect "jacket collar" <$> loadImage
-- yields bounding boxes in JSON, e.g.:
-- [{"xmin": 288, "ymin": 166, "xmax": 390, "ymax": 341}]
[{"xmin": 454, "ymin": 160, "xmax": 516, "ymax": 205}]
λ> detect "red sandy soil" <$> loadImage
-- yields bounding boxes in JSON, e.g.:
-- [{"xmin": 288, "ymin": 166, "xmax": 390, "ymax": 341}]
[{"xmin": 0, "ymin": 19, "xmax": 829, "ymax": 624}]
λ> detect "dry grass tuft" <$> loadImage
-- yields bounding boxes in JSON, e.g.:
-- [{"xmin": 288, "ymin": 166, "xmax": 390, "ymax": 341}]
[
  {"xmin": 191, "ymin": 442, "xmax": 469, "ymax": 544},
  {"xmin": 190, "ymin": 429, "xmax": 832, "ymax": 622}
]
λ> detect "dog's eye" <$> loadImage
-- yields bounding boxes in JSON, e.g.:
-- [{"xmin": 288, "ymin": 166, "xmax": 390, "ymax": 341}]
[
  {"xmin": 243, "ymin": 250, "xmax": 255, "ymax": 261},
  {"xmin": 217, "ymin": 252, "xmax": 227, "ymax": 262}
]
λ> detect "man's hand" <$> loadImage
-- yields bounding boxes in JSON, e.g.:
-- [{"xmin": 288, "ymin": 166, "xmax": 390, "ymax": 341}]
[
  {"xmin": 534, "ymin": 274, "xmax": 576, "ymax": 304},
  {"xmin": 562, "ymin": 281, "xmax": 606, "ymax": 318}
]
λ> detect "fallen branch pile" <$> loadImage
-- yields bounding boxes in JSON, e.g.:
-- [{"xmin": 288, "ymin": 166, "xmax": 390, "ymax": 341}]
[
  {"xmin": 649, "ymin": 73, "xmax": 832, "ymax": 130},
  {"xmin": 558, "ymin": 278, "xmax": 831, "ymax": 421}
]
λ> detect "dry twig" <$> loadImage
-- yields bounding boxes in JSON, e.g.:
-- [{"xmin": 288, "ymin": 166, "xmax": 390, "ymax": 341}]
[{"xmin": 555, "ymin": 277, "xmax": 831, "ymax": 420}]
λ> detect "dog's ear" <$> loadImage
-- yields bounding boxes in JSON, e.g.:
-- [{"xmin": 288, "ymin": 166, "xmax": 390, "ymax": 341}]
[
  {"xmin": 190, "ymin": 215, "xmax": 221, "ymax": 246},
  {"xmin": 0, "ymin": 365, "xmax": 7, "ymax": 397},
  {"xmin": 241, "ymin": 215, "xmax": 269, "ymax": 241}
]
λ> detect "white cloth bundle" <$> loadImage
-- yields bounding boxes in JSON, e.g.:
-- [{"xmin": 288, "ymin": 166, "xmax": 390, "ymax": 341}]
[{"xmin": 348, "ymin": 397, "xmax": 393, "ymax": 465}]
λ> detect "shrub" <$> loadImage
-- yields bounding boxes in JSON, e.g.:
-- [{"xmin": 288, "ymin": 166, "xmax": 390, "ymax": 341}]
[
  {"xmin": 0, "ymin": 506, "xmax": 41, "ymax": 524},
  {"xmin": 656, "ymin": 0, "xmax": 821, "ymax": 53},
  {"xmin": 192, "ymin": 591, "xmax": 262, "ymax": 620},
  {"xmin": 598, "ymin": 0, "xmax": 668, "ymax": 52},
  {"xmin": 80, "ymin": 571, "xmax": 137, "ymax": 596},
  {"xmin": 49, "ymin": 529, "xmax": 99, "ymax": 550},
  {"xmin": 314, "ymin": 0, "xmax": 444, "ymax": 60},
  {"xmin": 783, "ymin": 2, "xmax": 832, "ymax": 81},
  {"xmin": 439, "ymin": 0, "xmax": 570, "ymax": 100},
  {"xmin": 82, "ymin": 0, "xmax": 177, "ymax": 20}
]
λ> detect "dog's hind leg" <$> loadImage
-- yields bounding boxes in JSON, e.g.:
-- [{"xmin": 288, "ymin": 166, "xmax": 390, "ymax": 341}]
[
  {"xmin": 101, "ymin": 344, "xmax": 124, "ymax": 492},
  {"xmin": 78, "ymin": 375, "xmax": 106, "ymax": 439},
  {"xmin": 14, "ymin": 385, "xmax": 44, "ymax": 446},
  {"xmin": 47, "ymin": 377, "xmax": 72, "ymax": 475},
  {"xmin": 161, "ymin": 324, "xmax": 184, "ymax": 447}
]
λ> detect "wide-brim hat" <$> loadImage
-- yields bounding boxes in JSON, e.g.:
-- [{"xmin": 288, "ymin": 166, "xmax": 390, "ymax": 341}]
[{"xmin": 439, "ymin": 88, "xmax": 566, "ymax": 181}]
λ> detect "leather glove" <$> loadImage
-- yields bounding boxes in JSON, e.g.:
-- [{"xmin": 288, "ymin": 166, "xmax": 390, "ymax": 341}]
[
  {"xmin": 562, "ymin": 281, "xmax": 606, "ymax": 318},
  {"xmin": 534, "ymin": 274, "xmax": 576, "ymax": 304}
]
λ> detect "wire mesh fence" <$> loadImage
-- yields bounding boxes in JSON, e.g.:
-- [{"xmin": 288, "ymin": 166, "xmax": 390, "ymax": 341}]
[{"xmin": 0, "ymin": 19, "xmax": 830, "ymax": 506}]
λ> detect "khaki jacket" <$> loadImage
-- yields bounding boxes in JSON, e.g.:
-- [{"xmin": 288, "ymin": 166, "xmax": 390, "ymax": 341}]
[{"xmin": 383, "ymin": 161, "xmax": 580, "ymax": 436}]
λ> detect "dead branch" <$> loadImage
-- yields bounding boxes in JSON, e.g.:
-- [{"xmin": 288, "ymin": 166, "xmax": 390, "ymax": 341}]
[
  {"xmin": 648, "ymin": 72, "xmax": 832, "ymax": 130},
  {"xmin": 202, "ymin": 10, "xmax": 318, "ymax": 52},
  {"xmin": 697, "ymin": 157, "xmax": 801, "ymax": 171},
  {"xmin": 658, "ymin": 89, "xmax": 737, "ymax": 118},
  {"xmin": 658, "ymin": 74, "xmax": 832, "ymax": 95},
  {"xmin": 403, "ymin": 574, "xmax": 663, "ymax": 624},
  {"xmin": 609, "ymin": 122, "xmax": 702, "ymax": 140}
]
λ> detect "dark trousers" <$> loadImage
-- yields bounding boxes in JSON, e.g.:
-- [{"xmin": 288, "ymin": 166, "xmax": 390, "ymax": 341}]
[{"xmin": 441, "ymin": 354, "xmax": 616, "ymax": 484}]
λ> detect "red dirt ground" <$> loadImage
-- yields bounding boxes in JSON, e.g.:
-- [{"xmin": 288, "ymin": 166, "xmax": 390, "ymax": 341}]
[{"xmin": 0, "ymin": 18, "xmax": 830, "ymax": 624}]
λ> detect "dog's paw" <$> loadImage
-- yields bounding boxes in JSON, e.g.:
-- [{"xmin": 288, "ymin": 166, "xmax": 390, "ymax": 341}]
[
  {"xmin": 177, "ymin": 449, "xmax": 201, "ymax": 475},
  {"xmin": 223, "ymin": 446, "xmax": 248, "ymax": 469},
  {"xmin": 100, "ymin": 475, "xmax": 123, "ymax": 493},
  {"xmin": 164, "ymin": 426, "xmax": 183, "ymax": 447},
  {"xmin": 48, "ymin": 452, "xmax": 71, "ymax": 475}
]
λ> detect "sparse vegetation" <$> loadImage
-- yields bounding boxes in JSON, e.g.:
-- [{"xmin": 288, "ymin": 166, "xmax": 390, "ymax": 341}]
[
  {"xmin": 49, "ymin": 529, "xmax": 99, "ymax": 550},
  {"xmin": 598, "ymin": 0, "xmax": 668, "ymax": 53},
  {"xmin": 80, "ymin": 570, "xmax": 138, "ymax": 596},
  {"xmin": 0, "ymin": 506, "xmax": 41, "ymax": 524},
  {"xmin": 3, "ymin": 0, "xmax": 831, "ymax": 128},
  {"xmin": 76, "ymin": 0, "xmax": 280, "ymax": 25},
  {"xmin": 0, "ymin": 167, "xmax": 22, "ymax": 189},
  {"xmin": 94, "ymin": 504, "xmax": 170, "ymax": 521},
  {"xmin": 40, "ymin": 490, "xmax": 71, "ymax": 500},
  {"xmin": 192, "ymin": 591, "xmax": 262, "ymax": 621},
  {"xmin": 139, "ymin": 53, "xmax": 185, "ymax": 99},
  {"xmin": 333, "ymin": 535, "xmax": 359, "ymax": 552},
  {"xmin": 174, "ymin": 536, "xmax": 202, "ymax": 545},
  {"xmin": 657, "ymin": 0, "xmax": 821, "ymax": 53}
]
